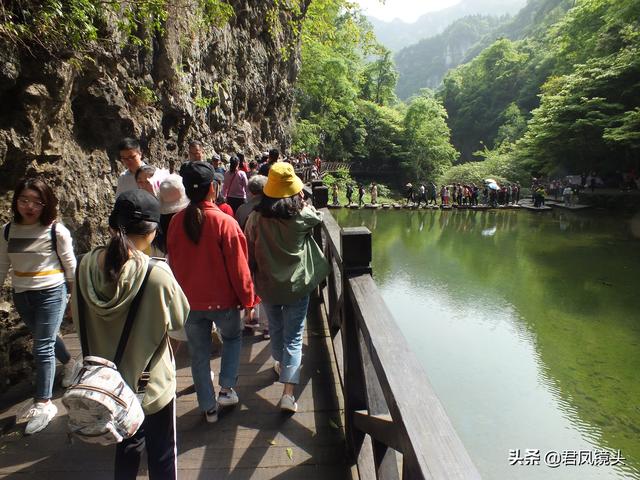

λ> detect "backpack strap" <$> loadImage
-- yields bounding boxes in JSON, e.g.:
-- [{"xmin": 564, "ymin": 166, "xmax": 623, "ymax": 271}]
[
  {"xmin": 75, "ymin": 255, "xmax": 90, "ymax": 357},
  {"xmin": 4, "ymin": 221, "xmax": 65, "ymax": 272},
  {"xmin": 50, "ymin": 221, "xmax": 66, "ymax": 274},
  {"xmin": 75, "ymin": 257, "xmax": 158, "ymax": 365},
  {"xmin": 112, "ymin": 258, "xmax": 158, "ymax": 366}
]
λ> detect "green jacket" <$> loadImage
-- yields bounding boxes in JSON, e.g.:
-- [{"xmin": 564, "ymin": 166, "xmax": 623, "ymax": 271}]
[
  {"xmin": 71, "ymin": 248, "xmax": 189, "ymax": 414},
  {"xmin": 245, "ymin": 205, "xmax": 329, "ymax": 304}
]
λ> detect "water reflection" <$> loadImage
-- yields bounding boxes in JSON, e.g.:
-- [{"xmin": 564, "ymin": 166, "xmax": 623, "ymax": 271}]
[{"xmin": 335, "ymin": 208, "xmax": 640, "ymax": 480}]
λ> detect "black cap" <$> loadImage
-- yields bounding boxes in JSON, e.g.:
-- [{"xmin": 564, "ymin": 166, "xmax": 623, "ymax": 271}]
[
  {"xmin": 109, "ymin": 190, "xmax": 160, "ymax": 229},
  {"xmin": 180, "ymin": 161, "xmax": 215, "ymax": 197}
]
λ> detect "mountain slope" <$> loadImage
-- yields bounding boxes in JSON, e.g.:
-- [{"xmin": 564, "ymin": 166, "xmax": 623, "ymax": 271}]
[
  {"xmin": 394, "ymin": 15, "xmax": 503, "ymax": 99},
  {"xmin": 368, "ymin": 0, "xmax": 526, "ymax": 52}
]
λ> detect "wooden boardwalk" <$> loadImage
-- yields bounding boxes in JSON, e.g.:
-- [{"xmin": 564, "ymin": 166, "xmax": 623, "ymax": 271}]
[{"xmin": 0, "ymin": 299, "xmax": 352, "ymax": 479}]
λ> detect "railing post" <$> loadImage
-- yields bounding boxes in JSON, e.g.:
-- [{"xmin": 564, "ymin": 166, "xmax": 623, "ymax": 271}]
[
  {"xmin": 341, "ymin": 227, "xmax": 374, "ymax": 477},
  {"xmin": 342, "ymin": 228, "xmax": 399, "ymax": 479},
  {"xmin": 312, "ymin": 182, "xmax": 329, "ymax": 209},
  {"xmin": 342, "ymin": 227, "xmax": 372, "ymax": 276}
]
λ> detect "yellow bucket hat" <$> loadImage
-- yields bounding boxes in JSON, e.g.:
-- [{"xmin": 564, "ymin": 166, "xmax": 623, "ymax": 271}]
[{"xmin": 263, "ymin": 162, "xmax": 304, "ymax": 198}]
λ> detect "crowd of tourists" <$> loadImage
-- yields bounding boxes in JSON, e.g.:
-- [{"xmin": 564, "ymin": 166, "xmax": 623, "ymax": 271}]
[
  {"xmin": 406, "ymin": 182, "xmax": 522, "ymax": 208},
  {"xmin": 0, "ymin": 138, "xmax": 329, "ymax": 478}
]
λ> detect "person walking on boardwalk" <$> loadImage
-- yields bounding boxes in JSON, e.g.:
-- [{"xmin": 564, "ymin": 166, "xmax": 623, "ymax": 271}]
[
  {"xmin": 345, "ymin": 183, "xmax": 354, "ymax": 205},
  {"xmin": 331, "ymin": 183, "xmax": 339, "ymax": 205},
  {"xmin": 370, "ymin": 182, "xmax": 378, "ymax": 205},
  {"xmin": 116, "ymin": 138, "xmax": 145, "ymax": 198},
  {"xmin": 167, "ymin": 161, "xmax": 256, "ymax": 423},
  {"xmin": 244, "ymin": 163, "xmax": 329, "ymax": 413},
  {"xmin": 405, "ymin": 183, "xmax": 414, "ymax": 204},
  {"xmin": 235, "ymin": 175, "xmax": 270, "ymax": 339},
  {"xmin": 72, "ymin": 189, "xmax": 188, "ymax": 478},
  {"xmin": 1, "ymin": 178, "xmax": 78, "ymax": 434},
  {"xmin": 358, "ymin": 183, "xmax": 366, "ymax": 207},
  {"xmin": 188, "ymin": 140, "xmax": 205, "ymax": 162},
  {"xmin": 258, "ymin": 148, "xmax": 280, "ymax": 176},
  {"xmin": 441, "ymin": 185, "xmax": 449, "ymax": 206},
  {"xmin": 222, "ymin": 155, "xmax": 249, "ymax": 214},
  {"xmin": 416, "ymin": 184, "xmax": 427, "ymax": 206}
]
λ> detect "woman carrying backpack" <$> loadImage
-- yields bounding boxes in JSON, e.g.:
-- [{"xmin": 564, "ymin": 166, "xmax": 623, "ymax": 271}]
[
  {"xmin": 72, "ymin": 189, "xmax": 189, "ymax": 479},
  {"xmin": 244, "ymin": 163, "xmax": 329, "ymax": 413},
  {"xmin": 0, "ymin": 177, "xmax": 77, "ymax": 435}
]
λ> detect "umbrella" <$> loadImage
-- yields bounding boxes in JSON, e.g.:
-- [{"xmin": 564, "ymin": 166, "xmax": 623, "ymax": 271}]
[
  {"xmin": 484, "ymin": 178, "xmax": 497, "ymax": 184},
  {"xmin": 488, "ymin": 182, "xmax": 499, "ymax": 190}
]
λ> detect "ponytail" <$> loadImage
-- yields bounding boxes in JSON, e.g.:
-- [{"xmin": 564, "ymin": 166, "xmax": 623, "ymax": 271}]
[
  {"xmin": 183, "ymin": 203, "xmax": 204, "ymax": 244},
  {"xmin": 104, "ymin": 228, "xmax": 135, "ymax": 282},
  {"xmin": 183, "ymin": 181, "xmax": 212, "ymax": 245}
]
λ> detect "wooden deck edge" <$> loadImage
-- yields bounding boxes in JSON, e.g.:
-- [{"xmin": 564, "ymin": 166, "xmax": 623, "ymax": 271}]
[{"xmin": 313, "ymin": 288, "xmax": 359, "ymax": 480}]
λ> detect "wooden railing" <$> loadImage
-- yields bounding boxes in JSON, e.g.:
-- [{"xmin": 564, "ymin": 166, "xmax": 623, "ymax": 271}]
[
  {"xmin": 295, "ymin": 162, "xmax": 350, "ymax": 183},
  {"xmin": 311, "ymin": 184, "xmax": 481, "ymax": 480}
]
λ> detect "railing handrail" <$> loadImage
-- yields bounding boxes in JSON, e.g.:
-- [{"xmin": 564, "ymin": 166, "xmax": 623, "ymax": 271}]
[{"xmin": 314, "ymin": 201, "xmax": 481, "ymax": 479}]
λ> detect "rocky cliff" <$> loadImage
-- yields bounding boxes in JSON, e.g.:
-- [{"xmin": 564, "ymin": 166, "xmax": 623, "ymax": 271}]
[{"xmin": 0, "ymin": 1, "xmax": 308, "ymax": 391}]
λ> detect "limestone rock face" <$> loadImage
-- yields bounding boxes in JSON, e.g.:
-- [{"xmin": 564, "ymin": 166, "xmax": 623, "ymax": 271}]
[{"xmin": 0, "ymin": 1, "xmax": 308, "ymax": 390}]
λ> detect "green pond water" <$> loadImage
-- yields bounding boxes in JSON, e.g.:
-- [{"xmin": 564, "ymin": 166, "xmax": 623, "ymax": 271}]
[{"xmin": 334, "ymin": 207, "xmax": 640, "ymax": 480}]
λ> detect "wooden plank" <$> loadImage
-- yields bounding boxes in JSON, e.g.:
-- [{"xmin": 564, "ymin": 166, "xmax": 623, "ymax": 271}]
[
  {"xmin": 348, "ymin": 275, "xmax": 480, "ymax": 479},
  {"xmin": 320, "ymin": 208, "xmax": 343, "ymax": 264},
  {"xmin": 358, "ymin": 331, "xmax": 400, "ymax": 480},
  {"xmin": 0, "ymin": 286, "xmax": 353, "ymax": 480},
  {"xmin": 353, "ymin": 411, "xmax": 401, "ymax": 453},
  {"xmin": 178, "ymin": 465, "xmax": 351, "ymax": 480}
]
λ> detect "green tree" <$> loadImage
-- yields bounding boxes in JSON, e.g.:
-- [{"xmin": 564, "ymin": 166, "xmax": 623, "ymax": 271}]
[
  {"xmin": 439, "ymin": 38, "xmax": 530, "ymax": 161},
  {"xmin": 402, "ymin": 93, "xmax": 458, "ymax": 179},
  {"xmin": 355, "ymin": 100, "xmax": 405, "ymax": 170},
  {"xmin": 359, "ymin": 48, "xmax": 398, "ymax": 106},
  {"xmin": 293, "ymin": 0, "xmax": 376, "ymax": 160},
  {"xmin": 495, "ymin": 103, "xmax": 527, "ymax": 146},
  {"xmin": 516, "ymin": 43, "xmax": 640, "ymax": 174}
]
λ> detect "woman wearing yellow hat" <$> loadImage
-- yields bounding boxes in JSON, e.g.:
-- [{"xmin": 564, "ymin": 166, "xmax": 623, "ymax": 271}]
[{"xmin": 244, "ymin": 162, "xmax": 329, "ymax": 413}]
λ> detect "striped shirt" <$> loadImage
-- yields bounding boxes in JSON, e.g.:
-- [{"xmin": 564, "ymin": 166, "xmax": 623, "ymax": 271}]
[{"xmin": 0, "ymin": 222, "xmax": 76, "ymax": 293}]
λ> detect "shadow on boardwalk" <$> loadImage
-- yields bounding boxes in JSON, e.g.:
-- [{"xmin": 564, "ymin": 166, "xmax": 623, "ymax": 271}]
[{"xmin": 0, "ymin": 299, "xmax": 351, "ymax": 479}]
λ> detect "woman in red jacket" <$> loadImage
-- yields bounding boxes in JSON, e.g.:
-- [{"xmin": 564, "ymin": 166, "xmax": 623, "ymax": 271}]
[{"xmin": 167, "ymin": 161, "xmax": 256, "ymax": 423}]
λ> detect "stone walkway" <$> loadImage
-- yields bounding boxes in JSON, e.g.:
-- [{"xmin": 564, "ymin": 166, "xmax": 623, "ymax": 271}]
[{"xmin": 0, "ymin": 301, "xmax": 351, "ymax": 479}]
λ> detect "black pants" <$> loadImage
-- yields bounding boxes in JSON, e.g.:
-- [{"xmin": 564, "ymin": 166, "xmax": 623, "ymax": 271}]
[
  {"xmin": 115, "ymin": 399, "xmax": 177, "ymax": 480},
  {"xmin": 226, "ymin": 196, "xmax": 246, "ymax": 214}
]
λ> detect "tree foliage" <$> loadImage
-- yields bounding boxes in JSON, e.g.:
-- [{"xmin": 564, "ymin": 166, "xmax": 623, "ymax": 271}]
[
  {"xmin": 293, "ymin": 0, "xmax": 458, "ymax": 182},
  {"xmin": 0, "ymin": 0, "xmax": 234, "ymax": 53},
  {"xmin": 438, "ymin": 0, "xmax": 640, "ymax": 178},
  {"xmin": 402, "ymin": 93, "xmax": 458, "ymax": 178}
]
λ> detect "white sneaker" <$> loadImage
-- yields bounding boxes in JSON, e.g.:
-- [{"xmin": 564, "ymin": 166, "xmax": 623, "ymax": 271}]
[
  {"xmin": 217, "ymin": 388, "xmax": 239, "ymax": 407},
  {"xmin": 279, "ymin": 394, "xmax": 297, "ymax": 413},
  {"xmin": 24, "ymin": 401, "xmax": 57, "ymax": 434},
  {"xmin": 205, "ymin": 406, "xmax": 218, "ymax": 423},
  {"xmin": 61, "ymin": 358, "xmax": 82, "ymax": 388}
]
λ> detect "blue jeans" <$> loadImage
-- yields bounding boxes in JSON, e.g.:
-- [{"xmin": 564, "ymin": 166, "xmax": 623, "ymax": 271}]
[
  {"xmin": 13, "ymin": 283, "xmax": 70, "ymax": 400},
  {"xmin": 262, "ymin": 295, "xmax": 310, "ymax": 384},
  {"xmin": 185, "ymin": 309, "xmax": 242, "ymax": 412}
]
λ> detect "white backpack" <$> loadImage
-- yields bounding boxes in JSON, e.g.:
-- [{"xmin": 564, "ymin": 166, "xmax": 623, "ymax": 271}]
[{"xmin": 62, "ymin": 259, "xmax": 159, "ymax": 445}]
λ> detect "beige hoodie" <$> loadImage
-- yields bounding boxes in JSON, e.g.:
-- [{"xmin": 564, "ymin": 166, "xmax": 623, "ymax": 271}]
[{"xmin": 71, "ymin": 248, "xmax": 189, "ymax": 415}]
